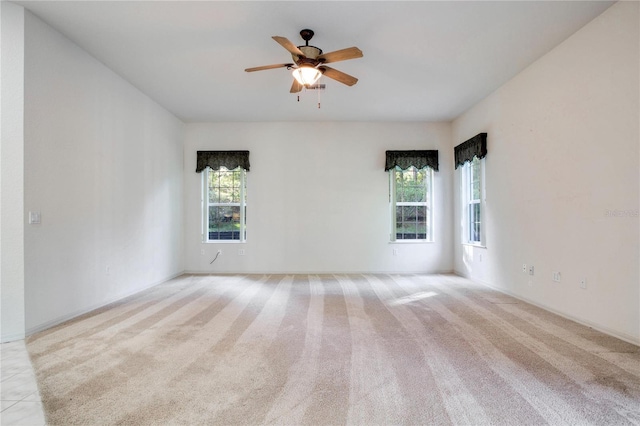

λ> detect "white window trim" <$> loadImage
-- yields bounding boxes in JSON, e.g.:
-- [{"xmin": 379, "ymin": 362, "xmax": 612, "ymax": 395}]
[
  {"xmin": 389, "ymin": 167, "xmax": 434, "ymax": 243},
  {"xmin": 461, "ymin": 158, "xmax": 485, "ymax": 247},
  {"xmin": 202, "ymin": 167, "xmax": 247, "ymax": 243}
]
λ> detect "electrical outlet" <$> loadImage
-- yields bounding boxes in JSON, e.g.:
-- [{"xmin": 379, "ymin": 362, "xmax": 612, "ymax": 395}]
[
  {"xmin": 580, "ymin": 278, "xmax": 587, "ymax": 289},
  {"xmin": 552, "ymin": 272, "xmax": 561, "ymax": 282},
  {"xmin": 238, "ymin": 249, "xmax": 245, "ymax": 256},
  {"xmin": 393, "ymin": 249, "xmax": 398, "ymax": 256},
  {"xmin": 529, "ymin": 266, "xmax": 534, "ymax": 276},
  {"xmin": 201, "ymin": 249, "xmax": 205, "ymax": 255},
  {"xmin": 522, "ymin": 264, "xmax": 527, "ymax": 273}
]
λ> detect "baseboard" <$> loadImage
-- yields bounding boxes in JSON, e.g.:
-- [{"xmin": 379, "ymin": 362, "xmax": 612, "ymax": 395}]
[
  {"xmin": 25, "ymin": 271, "xmax": 185, "ymax": 337},
  {"xmin": 184, "ymin": 269, "xmax": 455, "ymax": 276},
  {"xmin": 453, "ymin": 271, "xmax": 640, "ymax": 347}
]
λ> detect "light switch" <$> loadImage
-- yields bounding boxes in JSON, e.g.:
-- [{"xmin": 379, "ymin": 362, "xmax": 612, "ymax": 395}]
[{"xmin": 29, "ymin": 211, "xmax": 41, "ymax": 224}]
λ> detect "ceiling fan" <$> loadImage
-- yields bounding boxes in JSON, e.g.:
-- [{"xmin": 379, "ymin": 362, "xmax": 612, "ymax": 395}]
[{"xmin": 245, "ymin": 29, "xmax": 363, "ymax": 93}]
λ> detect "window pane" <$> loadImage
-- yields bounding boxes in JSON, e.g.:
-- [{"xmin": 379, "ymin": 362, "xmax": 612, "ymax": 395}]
[
  {"xmin": 218, "ymin": 187, "xmax": 233, "ymax": 204},
  {"xmin": 209, "ymin": 205, "xmax": 241, "ymax": 240},
  {"xmin": 396, "ymin": 221, "xmax": 427, "ymax": 240},
  {"xmin": 403, "ymin": 205, "xmax": 417, "ymax": 222},
  {"xmin": 469, "ymin": 203, "xmax": 481, "ymax": 242},
  {"xmin": 463, "ymin": 158, "xmax": 482, "ymax": 244},
  {"xmin": 209, "ymin": 169, "xmax": 237, "ymax": 203},
  {"xmin": 470, "ymin": 157, "xmax": 481, "ymax": 200},
  {"xmin": 471, "ymin": 180, "xmax": 480, "ymax": 200},
  {"xmin": 396, "ymin": 168, "xmax": 427, "ymax": 202},
  {"xmin": 208, "ymin": 171, "xmax": 218, "ymax": 203},
  {"xmin": 395, "ymin": 170, "xmax": 403, "ymax": 201},
  {"xmin": 396, "ymin": 205, "xmax": 428, "ymax": 240},
  {"xmin": 205, "ymin": 167, "xmax": 246, "ymax": 241},
  {"xmin": 393, "ymin": 167, "xmax": 431, "ymax": 241}
]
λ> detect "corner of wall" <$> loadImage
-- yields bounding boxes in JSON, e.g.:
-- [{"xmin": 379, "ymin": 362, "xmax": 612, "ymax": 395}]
[{"xmin": 1, "ymin": 1, "xmax": 26, "ymax": 343}]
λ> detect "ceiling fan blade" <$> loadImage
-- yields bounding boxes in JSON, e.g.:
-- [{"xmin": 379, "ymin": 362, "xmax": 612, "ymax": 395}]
[
  {"xmin": 318, "ymin": 47, "xmax": 363, "ymax": 64},
  {"xmin": 290, "ymin": 79, "xmax": 303, "ymax": 93},
  {"xmin": 320, "ymin": 66, "xmax": 358, "ymax": 86},
  {"xmin": 245, "ymin": 63, "xmax": 293, "ymax": 72},
  {"xmin": 272, "ymin": 36, "xmax": 305, "ymax": 57}
]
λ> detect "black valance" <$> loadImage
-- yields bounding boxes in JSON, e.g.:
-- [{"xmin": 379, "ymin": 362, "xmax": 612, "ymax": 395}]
[
  {"xmin": 196, "ymin": 151, "xmax": 250, "ymax": 173},
  {"xmin": 454, "ymin": 133, "xmax": 487, "ymax": 169},
  {"xmin": 385, "ymin": 150, "xmax": 439, "ymax": 172}
]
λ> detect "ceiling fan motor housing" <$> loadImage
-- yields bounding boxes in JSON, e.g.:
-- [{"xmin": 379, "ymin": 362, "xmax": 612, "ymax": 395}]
[{"xmin": 295, "ymin": 45, "xmax": 322, "ymax": 61}]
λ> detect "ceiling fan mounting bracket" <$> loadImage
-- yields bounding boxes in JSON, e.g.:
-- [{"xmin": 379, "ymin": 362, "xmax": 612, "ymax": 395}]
[{"xmin": 299, "ymin": 29, "xmax": 314, "ymax": 44}]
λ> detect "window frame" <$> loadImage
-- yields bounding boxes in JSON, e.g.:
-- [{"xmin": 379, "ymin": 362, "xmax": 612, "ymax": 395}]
[
  {"xmin": 389, "ymin": 166, "xmax": 434, "ymax": 243},
  {"xmin": 202, "ymin": 166, "xmax": 247, "ymax": 243},
  {"xmin": 461, "ymin": 157, "xmax": 485, "ymax": 246}
]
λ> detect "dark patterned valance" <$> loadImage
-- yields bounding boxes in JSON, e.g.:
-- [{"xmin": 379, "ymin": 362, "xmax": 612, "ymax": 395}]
[
  {"xmin": 196, "ymin": 151, "xmax": 250, "ymax": 172},
  {"xmin": 454, "ymin": 133, "xmax": 487, "ymax": 169},
  {"xmin": 385, "ymin": 150, "xmax": 439, "ymax": 172}
]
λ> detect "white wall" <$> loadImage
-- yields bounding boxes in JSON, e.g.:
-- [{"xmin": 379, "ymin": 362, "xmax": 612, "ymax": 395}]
[
  {"xmin": 184, "ymin": 122, "xmax": 453, "ymax": 274},
  {"xmin": 452, "ymin": 1, "xmax": 639, "ymax": 343},
  {"xmin": 1, "ymin": 1, "xmax": 26, "ymax": 342},
  {"xmin": 23, "ymin": 11, "xmax": 185, "ymax": 334}
]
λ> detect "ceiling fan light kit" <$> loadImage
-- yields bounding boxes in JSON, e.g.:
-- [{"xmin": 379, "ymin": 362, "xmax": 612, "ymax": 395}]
[
  {"xmin": 245, "ymin": 28, "xmax": 363, "ymax": 97},
  {"xmin": 292, "ymin": 66, "xmax": 322, "ymax": 87}
]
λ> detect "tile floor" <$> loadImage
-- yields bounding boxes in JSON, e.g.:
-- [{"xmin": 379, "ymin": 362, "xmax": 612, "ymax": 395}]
[{"xmin": 0, "ymin": 340, "xmax": 46, "ymax": 425}]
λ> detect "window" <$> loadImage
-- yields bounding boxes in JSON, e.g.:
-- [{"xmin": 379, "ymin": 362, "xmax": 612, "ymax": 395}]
[
  {"xmin": 390, "ymin": 166, "xmax": 433, "ymax": 241},
  {"xmin": 203, "ymin": 167, "xmax": 246, "ymax": 242},
  {"xmin": 462, "ymin": 157, "xmax": 484, "ymax": 245}
]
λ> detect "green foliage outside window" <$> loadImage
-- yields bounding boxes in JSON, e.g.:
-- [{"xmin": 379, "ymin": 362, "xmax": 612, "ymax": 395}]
[
  {"xmin": 395, "ymin": 168, "xmax": 427, "ymax": 203},
  {"xmin": 394, "ymin": 167, "xmax": 430, "ymax": 240},
  {"xmin": 207, "ymin": 167, "xmax": 246, "ymax": 240}
]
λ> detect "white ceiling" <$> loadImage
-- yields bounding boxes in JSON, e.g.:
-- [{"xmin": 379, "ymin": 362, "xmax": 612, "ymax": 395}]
[{"xmin": 17, "ymin": 1, "xmax": 614, "ymax": 123}]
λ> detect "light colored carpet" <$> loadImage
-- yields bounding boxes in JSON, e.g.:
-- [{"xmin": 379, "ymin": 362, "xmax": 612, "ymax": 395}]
[{"xmin": 26, "ymin": 274, "xmax": 640, "ymax": 425}]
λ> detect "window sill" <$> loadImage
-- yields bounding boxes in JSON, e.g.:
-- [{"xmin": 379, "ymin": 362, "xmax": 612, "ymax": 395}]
[
  {"xmin": 203, "ymin": 241, "xmax": 246, "ymax": 244},
  {"xmin": 462, "ymin": 242, "xmax": 486, "ymax": 249},
  {"xmin": 389, "ymin": 240, "xmax": 434, "ymax": 244}
]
